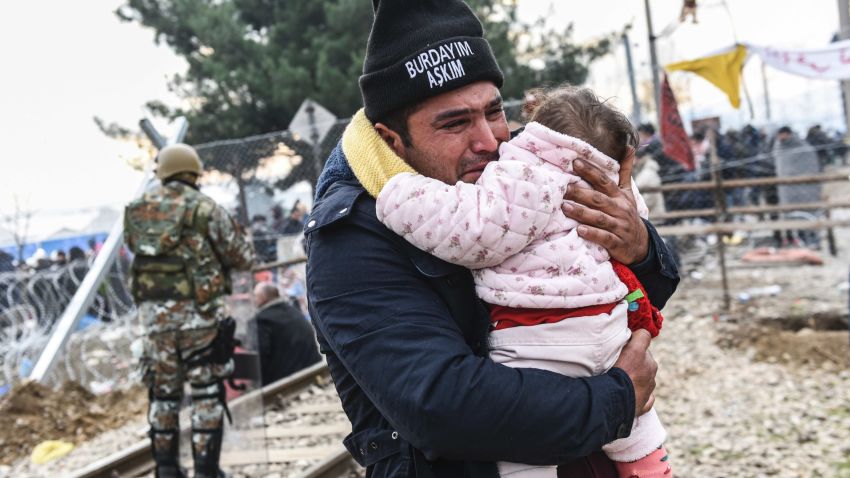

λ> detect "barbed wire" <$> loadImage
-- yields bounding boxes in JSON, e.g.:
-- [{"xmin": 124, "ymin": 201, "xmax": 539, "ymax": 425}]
[
  {"xmin": 3, "ymin": 96, "xmax": 846, "ymax": 395},
  {"xmin": 0, "ymin": 256, "xmax": 138, "ymax": 391}
]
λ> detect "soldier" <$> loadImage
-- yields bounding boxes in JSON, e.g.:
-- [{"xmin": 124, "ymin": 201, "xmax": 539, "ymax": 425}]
[{"xmin": 124, "ymin": 143, "xmax": 254, "ymax": 478}]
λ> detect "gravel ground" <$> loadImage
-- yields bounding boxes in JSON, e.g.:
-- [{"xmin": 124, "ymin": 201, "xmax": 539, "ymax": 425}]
[
  {"xmin": 655, "ymin": 273, "xmax": 850, "ymax": 477},
  {"xmin": 4, "ymin": 231, "xmax": 850, "ymax": 478},
  {"xmin": 656, "ymin": 311, "xmax": 850, "ymax": 477}
]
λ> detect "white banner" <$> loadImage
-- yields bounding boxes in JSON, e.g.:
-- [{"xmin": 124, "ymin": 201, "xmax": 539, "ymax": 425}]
[{"xmin": 746, "ymin": 39, "xmax": 850, "ymax": 80}]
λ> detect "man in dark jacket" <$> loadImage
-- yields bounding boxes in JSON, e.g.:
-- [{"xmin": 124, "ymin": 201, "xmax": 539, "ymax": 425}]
[
  {"xmin": 305, "ymin": 2, "xmax": 679, "ymax": 477},
  {"xmin": 250, "ymin": 215, "xmax": 277, "ymax": 263},
  {"xmin": 253, "ymin": 282, "xmax": 321, "ymax": 385},
  {"xmin": 637, "ymin": 123, "xmax": 691, "ymax": 213},
  {"xmin": 273, "ymin": 202, "xmax": 306, "ymax": 236}
]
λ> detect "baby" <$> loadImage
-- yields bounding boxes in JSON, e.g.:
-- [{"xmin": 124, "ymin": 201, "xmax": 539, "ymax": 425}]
[{"xmin": 376, "ymin": 85, "xmax": 671, "ymax": 478}]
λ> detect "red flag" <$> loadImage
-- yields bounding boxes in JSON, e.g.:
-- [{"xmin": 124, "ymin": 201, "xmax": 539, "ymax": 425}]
[{"xmin": 660, "ymin": 73, "xmax": 695, "ymax": 171}]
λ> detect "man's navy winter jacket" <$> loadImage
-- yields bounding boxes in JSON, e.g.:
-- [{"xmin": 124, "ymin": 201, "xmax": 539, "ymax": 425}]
[{"xmin": 305, "ymin": 146, "xmax": 680, "ymax": 478}]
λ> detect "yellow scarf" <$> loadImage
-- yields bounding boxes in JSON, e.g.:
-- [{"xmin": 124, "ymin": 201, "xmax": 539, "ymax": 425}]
[{"xmin": 343, "ymin": 109, "xmax": 416, "ymax": 198}]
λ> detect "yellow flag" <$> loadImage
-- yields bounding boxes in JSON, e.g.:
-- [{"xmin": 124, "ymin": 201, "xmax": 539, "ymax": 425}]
[{"xmin": 666, "ymin": 45, "xmax": 748, "ymax": 108}]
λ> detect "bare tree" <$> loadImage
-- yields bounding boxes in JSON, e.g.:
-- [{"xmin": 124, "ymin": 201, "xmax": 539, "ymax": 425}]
[{"xmin": 1, "ymin": 195, "xmax": 35, "ymax": 264}]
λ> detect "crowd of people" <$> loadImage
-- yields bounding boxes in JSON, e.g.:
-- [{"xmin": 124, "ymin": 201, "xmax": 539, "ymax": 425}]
[
  {"xmin": 0, "ymin": 243, "xmax": 133, "ymax": 335},
  {"xmin": 249, "ymin": 201, "xmax": 309, "ymax": 264},
  {"xmin": 0, "ymin": 239, "xmax": 102, "ymax": 274},
  {"xmin": 634, "ymin": 122, "xmax": 847, "ymax": 250}
]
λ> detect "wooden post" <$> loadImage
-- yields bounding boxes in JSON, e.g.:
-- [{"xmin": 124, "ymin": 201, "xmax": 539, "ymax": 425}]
[
  {"xmin": 622, "ymin": 32, "xmax": 642, "ymax": 125},
  {"xmin": 644, "ymin": 0, "xmax": 661, "ymax": 119},
  {"xmin": 761, "ymin": 60, "xmax": 772, "ymax": 122},
  {"xmin": 838, "ymin": 0, "xmax": 850, "ymax": 135},
  {"xmin": 826, "ymin": 208, "xmax": 838, "ymax": 256},
  {"xmin": 709, "ymin": 130, "xmax": 731, "ymax": 311}
]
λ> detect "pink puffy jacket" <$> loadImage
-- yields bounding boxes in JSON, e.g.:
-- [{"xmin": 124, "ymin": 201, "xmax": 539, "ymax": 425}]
[{"xmin": 377, "ymin": 122, "xmax": 649, "ymax": 309}]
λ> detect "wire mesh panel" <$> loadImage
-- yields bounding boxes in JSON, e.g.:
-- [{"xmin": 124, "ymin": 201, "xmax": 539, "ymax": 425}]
[
  {"xmin": 639, "ymin": 129, "xmax": 850, "ymax": 313},
  {"xmin": 3, "ymin": 104, "xmax": 847, "ymax": 395},
  {"xmin": 0, "ymin": 255, "xmax": 138, "ymax": 394}
]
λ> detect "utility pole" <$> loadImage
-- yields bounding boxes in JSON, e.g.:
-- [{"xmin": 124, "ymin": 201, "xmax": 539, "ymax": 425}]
[
  {"xmin": 760, "ymin": 60, "xmax": 772, "ymax": 122},
  {"xmin": 305, "ymin": 101, "xmax": 324, "ymax": 183},
  {"xmin": 838, "ymin": 0, "xmax": 850, "ymax": 134},
  {"xmin": 623, "ymin": 32, "xmax": 643, "ymax": 125},
  {"xmin": 644, "ymin": 0, "xmax": 661, "ymax": 123},
  {"xmin": 708, "ymin": 129, "xmax": 731, "ymax": 311}
]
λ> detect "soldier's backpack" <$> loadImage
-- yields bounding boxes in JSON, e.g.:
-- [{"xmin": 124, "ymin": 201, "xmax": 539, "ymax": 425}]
[{"xmin": 124, "ymin": 196, "xmax": 204, "ymax": 302}]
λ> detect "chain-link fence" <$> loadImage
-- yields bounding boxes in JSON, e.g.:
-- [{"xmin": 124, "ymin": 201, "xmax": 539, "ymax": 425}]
[
  {"xmin": 3, "ymin": 100, "xmax": 848, "ymax": 396},
  {"xmin": 642, "ymin": 132, "xmax": 850, "ymax": 316},
  {"xmin": 0, "ymin": 101, "xmax": 850, "ymax": 394},
  {"xmin": 191, "ymin": 100, "xmax": 526, "ymax": 238},
  {"xmin": 188, "ymin": 99, "xmax": 849, "ymax": 309}
]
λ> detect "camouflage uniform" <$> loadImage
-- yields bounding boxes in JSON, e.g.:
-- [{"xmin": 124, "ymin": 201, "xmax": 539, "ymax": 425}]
[{"xmin": 125, "ymin": 180, "xmax": 253, "ymax": 477}]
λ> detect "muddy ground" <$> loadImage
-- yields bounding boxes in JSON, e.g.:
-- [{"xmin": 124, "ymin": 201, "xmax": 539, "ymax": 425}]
[{"xmin": 0, "ymin": 381, "xmax": 146, "ymax": 465}]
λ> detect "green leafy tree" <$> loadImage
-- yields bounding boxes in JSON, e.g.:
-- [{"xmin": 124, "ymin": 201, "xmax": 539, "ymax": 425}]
[
  {"xmin": 118, "ymin": 0, "xmax": 612, "ymax": 143},
  {"xmin": 469, "ymin": 1, "xmax": 613, "ymax": 101},
  {"xmin": 117, "ymin": 0, "xmax": 374, "ymax": 144},
  {"xmin": 116, "ymin": 0, "xmax": 614, "ymax": 201}
]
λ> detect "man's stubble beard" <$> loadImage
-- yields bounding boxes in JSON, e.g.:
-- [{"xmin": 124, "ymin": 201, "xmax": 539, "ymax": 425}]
[{"xmin": 405, "ymin": 143, "xmax": 499, "ymax": 184}]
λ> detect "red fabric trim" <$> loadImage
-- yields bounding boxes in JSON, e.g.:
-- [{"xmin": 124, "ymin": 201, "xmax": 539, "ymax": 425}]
[
  {"xmin": 610, "ymin": 260, "xmax": 664, "ymax": 337},
  {"xmin": 490, "ymin": 302, "xmax": 618, "ymax": 331},
  {"xmin": 488, "ymin": 261, "xmax": 664, "ymax": 337}
]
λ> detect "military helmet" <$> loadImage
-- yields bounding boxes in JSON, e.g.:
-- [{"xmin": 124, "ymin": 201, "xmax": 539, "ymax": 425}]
[{"xmin": 156, "ymin": 143, "xmax": 203, "ymax": 180}]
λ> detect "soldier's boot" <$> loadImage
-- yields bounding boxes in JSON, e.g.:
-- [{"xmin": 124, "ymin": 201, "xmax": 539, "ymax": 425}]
[
  {"xmin": 192, "ymin": 426, "xmax": 227, "ymax": 478},
  {"xmin": 155, "ymin": 464, "xmax": 186, "ymax": 478},
  {"xmin": 150, "ymin": 429, "xmax": 185, "ymax": 478}
]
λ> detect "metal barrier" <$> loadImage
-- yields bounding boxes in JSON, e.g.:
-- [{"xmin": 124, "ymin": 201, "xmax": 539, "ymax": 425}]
[{"xmin": 639, "ymin": 131, "xmax": 850, "ymax": 310}]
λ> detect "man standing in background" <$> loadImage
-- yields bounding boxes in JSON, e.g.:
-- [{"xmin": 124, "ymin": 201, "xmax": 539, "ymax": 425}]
[{"xmin": 124, "ymin": 143, "xmax": 254, "ymax": 478}]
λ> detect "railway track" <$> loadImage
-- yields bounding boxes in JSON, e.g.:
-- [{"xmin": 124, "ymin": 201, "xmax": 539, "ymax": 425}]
[{"xmin": 67, "ymin": 362, "xmax": 361, "ymax": 478}]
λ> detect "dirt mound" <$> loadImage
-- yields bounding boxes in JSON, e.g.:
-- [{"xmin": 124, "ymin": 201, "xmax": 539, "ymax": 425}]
[
  {"xmin": 719, "ymin": 324, "xmax": 850, "ymax": 368},
  {"xmin": 0, "ymin": 381, "xmax": 147, "ymax": 465}
]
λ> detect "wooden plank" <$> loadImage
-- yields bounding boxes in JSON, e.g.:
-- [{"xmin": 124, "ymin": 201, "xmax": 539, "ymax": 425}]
[
  {"xmin": 220, "ymin": 445, "xmax": 344, "ymax": 465},
  {"xmin": 652, "ymin": 200, "xmax": 850, "ymax": 221},
  {"xmin": 657, "ymin": 218, "xmax": 850, "ymax": 236},
  {"xmin": 287, "ymin": 402, "xmax": 344, "ymax": 414},
  {"xmin": 235, "ymin": 423, "xmax": 351, "ymax": 439},
  {"xmin": 294, "ymin": 449, "xmax": 358, "ymax": 478},
  {"xmin": 640, "ymin": 172, "xmax": 850, "ymax": 193},
  {"xmin": 265, "ymin": 423, "xmax": 349, "ymax": 438}
]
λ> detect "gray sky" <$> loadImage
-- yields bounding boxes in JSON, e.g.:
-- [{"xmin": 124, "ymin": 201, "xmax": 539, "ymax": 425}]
[
  {"xmin": 516, "ymin": 0, "xmax": 842, "ymax": 131},
  {"xmin": 0, "ymin": 0, "xmax": 843, "ymax": 240},
  {"xmin": 0, "ymin": 0, "xmax": 183, "ymax": 237}
]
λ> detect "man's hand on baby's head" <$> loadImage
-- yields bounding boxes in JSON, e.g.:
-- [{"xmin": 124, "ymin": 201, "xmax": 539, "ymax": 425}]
[{"xmin": 561, "ymin": 149, "xmax": 650, "ymax": 265}]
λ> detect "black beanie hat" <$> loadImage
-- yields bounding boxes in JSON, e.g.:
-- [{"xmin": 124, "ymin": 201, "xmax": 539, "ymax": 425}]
[{"xmin": 360, "ymin": 0, "xmax": 505, "ymax": 121}]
